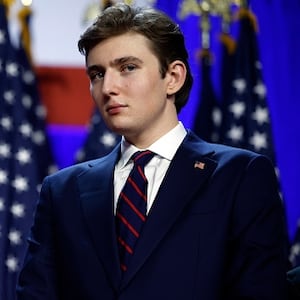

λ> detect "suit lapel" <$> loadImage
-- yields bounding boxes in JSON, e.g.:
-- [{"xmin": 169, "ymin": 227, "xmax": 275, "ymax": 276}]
[
  {"xmin": 78, "ymin": 147, "xmax": 122, "ymax": 291},
  {"xmin": 121, "ymin": 133, "xmax": 217, "ymax": 288}
]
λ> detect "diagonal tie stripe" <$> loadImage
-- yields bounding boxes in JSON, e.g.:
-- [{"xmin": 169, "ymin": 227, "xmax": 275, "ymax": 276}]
[
  {"xmin": 116, "ymin": 150, "xmax": 154, "ymax": 272},
  {"xmin": 118, "ymin": 192, "xmax": 146, "ymax": 222},
  {"xmin": 116, "ymin": 212, "xmax": 140, "ymax": 238}
]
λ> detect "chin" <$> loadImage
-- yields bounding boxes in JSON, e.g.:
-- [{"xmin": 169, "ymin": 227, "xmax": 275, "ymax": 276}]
[
  {"xmin": 112, "ymin": 125, "xmax": 139, "ymax": 138},
  {"xmin": 107, "ymin": 123, "xmax": 127, "ymax": 135}
]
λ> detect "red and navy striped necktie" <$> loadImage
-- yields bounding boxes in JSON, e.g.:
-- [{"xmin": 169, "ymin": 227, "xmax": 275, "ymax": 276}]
[{"xmin": 116, "ymin": 150, "xmax": 155, "ymax": 272}]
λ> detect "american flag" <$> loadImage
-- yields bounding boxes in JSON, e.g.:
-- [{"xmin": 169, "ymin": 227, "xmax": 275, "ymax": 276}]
[
  {"xmin": 192, "ymin": 50, "xmax": 222, "ymax": 143},
  {"xmin": 219, "ymin": 10, "xmax": 277, "ymax": 164},
  {"xmin": 76, "ymin": 108, "xmax": 121, "ymax": 162},
  {"xmin": 0, "ymin": 4, "xmax": 56, "ymax": 299},
  {"xmin": 219, "ymin": 10, "xmax": 291, "ymax": 257}
]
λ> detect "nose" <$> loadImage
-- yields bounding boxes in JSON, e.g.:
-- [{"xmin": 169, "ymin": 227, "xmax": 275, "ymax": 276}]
[{"xmin": 102, "ymin": 70, "xmax": 119, "ymax": 96}]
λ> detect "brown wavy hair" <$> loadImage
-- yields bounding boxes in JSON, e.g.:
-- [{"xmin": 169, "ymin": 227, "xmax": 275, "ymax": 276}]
[{"xmin": 78, "ymin": 3, "xmax": 193, "ymax": 113}]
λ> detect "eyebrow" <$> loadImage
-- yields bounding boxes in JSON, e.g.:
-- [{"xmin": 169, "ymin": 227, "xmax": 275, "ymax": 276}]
[
  {"xmin": 86, "ymin": 56, "xmax": 143, "ymax": 73},
  {"xmin": 111, "ymin": 56, "xmax": 143, "ymax": 66}
]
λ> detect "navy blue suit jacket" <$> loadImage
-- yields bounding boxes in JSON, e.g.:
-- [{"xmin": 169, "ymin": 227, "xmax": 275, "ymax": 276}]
[{"xmin": 17, "ymin": 131, "xmax": 288, "ymax": 299}]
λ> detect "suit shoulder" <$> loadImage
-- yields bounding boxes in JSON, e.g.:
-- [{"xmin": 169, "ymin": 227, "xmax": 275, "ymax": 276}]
[
  {"xmin": 43, "ymin": 157, "xmax": 106, "ymax": 186},
  {"xmin": 211, "ymin": 144, "xmax": 277, "ymax": 178}
]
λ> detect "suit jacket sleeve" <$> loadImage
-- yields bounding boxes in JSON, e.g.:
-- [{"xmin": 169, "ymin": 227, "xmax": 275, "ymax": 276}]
[{"xmin": 222, "ymin": 154, "xmax": 288, "ymax": 299}]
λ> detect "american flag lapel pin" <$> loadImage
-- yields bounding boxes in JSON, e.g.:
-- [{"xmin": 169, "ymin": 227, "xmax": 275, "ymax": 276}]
[{"xmin": 194, "ymin": 161, "xmax": 205, "ymax": 170}]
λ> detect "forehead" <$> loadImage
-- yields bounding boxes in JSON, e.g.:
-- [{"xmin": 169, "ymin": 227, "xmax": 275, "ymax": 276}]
[{"xmin": 86, "ymin": 32, "xmax": 155, "ymax": 66}]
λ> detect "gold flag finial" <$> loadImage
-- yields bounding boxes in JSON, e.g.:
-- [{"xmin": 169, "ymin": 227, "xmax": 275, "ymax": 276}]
[
  {"xmin": 1, "ymin": 0, "xmax": 16, "ymax": 16},
  {"xmin": 178, "ymin": 0, "xmax": 201, "ymax": 20},
  {"xmin": 0, "ymin": 0, "xmax": 15, "ymax": 8},
  {"xmin": 124, "ymin": 0, "xmax": 134, "ymax": 5},
  {"xmin": 178, "ymin": 0, "xmax": 243, "ymax": 20}
]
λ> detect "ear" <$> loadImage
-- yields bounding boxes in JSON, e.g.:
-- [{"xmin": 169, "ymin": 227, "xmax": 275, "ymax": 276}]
[{"xmin": 165, "ymin": 60, "xmax": 187, "ymax": 96}]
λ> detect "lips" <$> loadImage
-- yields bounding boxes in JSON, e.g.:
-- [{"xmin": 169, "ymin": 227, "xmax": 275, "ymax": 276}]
[{"xmin": 106, "ymin": 103, "xmax": 127, "ymax": 115}]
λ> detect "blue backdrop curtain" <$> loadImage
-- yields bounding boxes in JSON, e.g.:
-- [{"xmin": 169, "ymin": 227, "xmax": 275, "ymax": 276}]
[{"xmin": 251, "ymin": 1, "xmax": 300, "ymax": 241}]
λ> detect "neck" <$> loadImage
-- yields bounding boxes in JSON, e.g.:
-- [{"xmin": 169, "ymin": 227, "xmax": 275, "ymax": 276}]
[{"xmin": 124, "ymin": 120, "xmax": 179, "ymax": 149}]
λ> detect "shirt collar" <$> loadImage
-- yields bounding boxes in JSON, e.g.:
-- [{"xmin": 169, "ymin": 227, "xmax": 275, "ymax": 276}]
[{"xmin": 118, "ymin": 122, "xmax": 187, "ymax": 169}]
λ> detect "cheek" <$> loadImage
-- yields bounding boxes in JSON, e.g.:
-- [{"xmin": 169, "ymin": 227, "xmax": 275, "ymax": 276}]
[{"xmin": 136, "ymin": 77, "xmax": 163, "ymax": 98}]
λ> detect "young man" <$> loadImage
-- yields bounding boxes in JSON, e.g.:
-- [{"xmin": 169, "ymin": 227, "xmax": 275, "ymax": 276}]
[{"xmin": 17, "ymin": 3, "xmax": 288, "ymax": 299}]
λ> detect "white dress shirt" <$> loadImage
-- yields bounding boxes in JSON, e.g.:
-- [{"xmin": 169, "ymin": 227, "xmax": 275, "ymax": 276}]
[{"xmin": 114, "ymin": 122, "xmax": 187, "ymax": 214}]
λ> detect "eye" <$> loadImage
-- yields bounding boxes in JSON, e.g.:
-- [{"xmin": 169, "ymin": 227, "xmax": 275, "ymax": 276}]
[
  {"xmin": 89, "ymin": 71, "xmax": 104, "ymax": 81},
  {"xmin": 121, "ymin": 64, "xmax": 136, "ymax": 73}
]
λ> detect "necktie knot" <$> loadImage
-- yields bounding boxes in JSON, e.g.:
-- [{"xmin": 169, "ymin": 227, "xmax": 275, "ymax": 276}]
[{"xmin": 131, "ymin": 150, "xmax": 155, "ymax": 169}]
